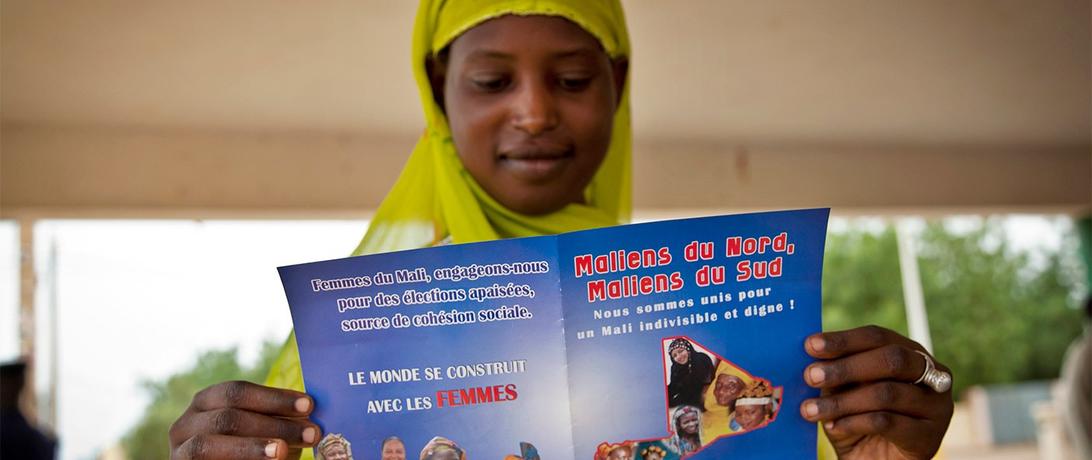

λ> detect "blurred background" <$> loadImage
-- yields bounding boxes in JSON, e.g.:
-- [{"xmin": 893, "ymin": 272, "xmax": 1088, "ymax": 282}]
[{"xmin": 1, "ymin": 1, "xmax": 1089, "ymax": 459}]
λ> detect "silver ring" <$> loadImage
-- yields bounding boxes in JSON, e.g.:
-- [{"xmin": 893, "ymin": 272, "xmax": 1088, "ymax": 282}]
[{"xmin": 912, "ymin": 350, "xmax": 952, "ymax": 393}]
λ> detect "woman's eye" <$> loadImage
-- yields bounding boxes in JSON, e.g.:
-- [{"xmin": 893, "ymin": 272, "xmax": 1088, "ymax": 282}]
[
  {"xmin": 558, "ymin": 75, "xmax": 592, "ymax": 91},
  {"xmin": 470, "ymin": 76, "xmax": 509, "ymax": 92}
]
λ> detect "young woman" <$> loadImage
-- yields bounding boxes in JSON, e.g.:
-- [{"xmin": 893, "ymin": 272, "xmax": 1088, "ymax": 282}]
[
  {"xmin": 168, "ymin": 1, "xmax": 953, "ymax": 459},
  {"xmin": 666, "ymin": 338, "xmax": 715, "ymax": 409},
  {"xmin": 666, "ymin": 405, "xmax": 702, "ymax": 456}
]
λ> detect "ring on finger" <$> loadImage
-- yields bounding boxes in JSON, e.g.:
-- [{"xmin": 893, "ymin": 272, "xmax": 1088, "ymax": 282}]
[{"xmin": 912, "ymin": 350, "xmax": 952, "ymax": 393}]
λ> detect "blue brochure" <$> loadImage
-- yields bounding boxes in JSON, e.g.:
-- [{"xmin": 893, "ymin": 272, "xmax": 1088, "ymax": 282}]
[{"xmin": 280, "ymin": 208, "xmax": 829, "ymax": 460}]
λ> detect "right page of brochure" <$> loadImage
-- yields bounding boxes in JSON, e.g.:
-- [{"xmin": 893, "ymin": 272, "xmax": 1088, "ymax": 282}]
[{"xmin": 557, "ymin": 208, "xmax": 830, "ymax": 460}]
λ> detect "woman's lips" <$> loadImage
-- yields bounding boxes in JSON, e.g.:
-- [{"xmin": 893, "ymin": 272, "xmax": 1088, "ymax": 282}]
[{"xmin": 497, "ymin": 147, "xmax": 574, "ymax": 182}]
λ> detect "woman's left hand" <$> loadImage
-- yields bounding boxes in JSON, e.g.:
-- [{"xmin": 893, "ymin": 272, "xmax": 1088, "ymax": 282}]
[{"xmin": 800, "ymin": 325, "xmax": 954, "ymax": 460}]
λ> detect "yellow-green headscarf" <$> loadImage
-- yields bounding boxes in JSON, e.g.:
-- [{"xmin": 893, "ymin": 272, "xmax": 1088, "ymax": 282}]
[
  {"xmin": 265, "ymin": 0, "xmax": 632, "ymax": 445},
  {"xmin": 355, "ymin": 0, "xmax": 632, "ymax": 253}
]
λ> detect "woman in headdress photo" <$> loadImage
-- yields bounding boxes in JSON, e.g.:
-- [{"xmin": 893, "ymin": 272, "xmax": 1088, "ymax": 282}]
[
  {"xmin": 420, "ymin": 436, "xmax": 466, "ymax": 460},
  {"xmin": 665, "ymin": 338, "xmax": 716, "ymax": 410},
  {"xmin": 314, "ymin": 433, "xmax": 352, "ymax": 460},
  {"xmin": 665, "ymin": 405, "xmax": 702, "ymax": 456},
  {"xmin": 729, "ymin": 380, "xmax": 777, "ymax": 432},
  {"xmin": 637, "ymin": 444, "xmax": 669, "ymax": 460},
  {"xmin": 595, "ymin": 442, "xmax": 634, "ymax": 460}
]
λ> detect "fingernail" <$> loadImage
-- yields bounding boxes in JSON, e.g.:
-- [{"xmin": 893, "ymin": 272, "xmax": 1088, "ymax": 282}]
[
  {"xmin": 303, "ymin": 426, "xmax": 317, "ymax": 444},
  {"xmin": 295, "ymin": 397, "xmax": 311, "ymax": 413},
  {"xmin": 808, "ymin": 366, "xmax": 826, "ymax": 385},
  {"xmin": 824, "ymin": 420, "xmax": 835, "ymax": 431},
  {"xmin": 265, "ymin": 442, "xmax": 278, "ymax": 458},
  {"xmin": 804, "ymin": 401, "xmax": 819, "ymax": 417},
  {"xmin": 809, "ymin": 336, "xmax": 826, "ymax": 352}
]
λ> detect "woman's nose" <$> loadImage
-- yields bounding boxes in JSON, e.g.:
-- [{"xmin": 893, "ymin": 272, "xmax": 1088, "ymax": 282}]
[{"xmin": 510, "ymin": 78, "xmax": 558, "ymax": 135}]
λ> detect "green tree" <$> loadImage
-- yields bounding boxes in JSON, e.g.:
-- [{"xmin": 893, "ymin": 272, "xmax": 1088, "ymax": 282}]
[
  {"xmin": 918, "ymin": 220, "xmax": 1085, "ymax": 395},
  {"xmin": 822, "ymin": 226, "xmax": 908, "ymax": 335},
  {"xmin": 121, "ymin": 340, "xmax": 281, "ymax": 460},
  {"xmin": 821, "ymin": 219, "xmax": 1085, "ymax": 397}
]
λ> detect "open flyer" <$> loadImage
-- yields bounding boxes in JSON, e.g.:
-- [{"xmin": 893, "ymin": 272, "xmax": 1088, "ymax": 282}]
[{"xmin": 279, "ymin": 208, "xmax": 829, "ymax": 460}]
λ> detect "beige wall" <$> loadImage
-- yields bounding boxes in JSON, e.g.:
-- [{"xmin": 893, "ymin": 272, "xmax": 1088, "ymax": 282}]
[
  {"xmin": 2, "ymin": 124, "xmax": 1087, "ymax": 218},
  {"xmin": 1, "ymin": 1, "xmax": 1090, "ymax": 217}
]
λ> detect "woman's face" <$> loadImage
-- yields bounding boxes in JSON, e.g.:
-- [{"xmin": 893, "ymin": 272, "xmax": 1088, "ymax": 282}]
[
  {"xmin": 435, "ymin": 15, "xmax": 626, "ymax": 215},
  {"xmin": 714, "ymin": 375, "xmax": 745, "ymax": 406},
  {"xmin": 670, "ymin": 347, "xmax": 690, "ymax": 365},
  {"xmin": 426, "ymin": 449, "xmax": 460, "ymax": 460},
  {"xmin": 322, "ymin": 443, "xmax": 350, "ymax": 460},
  {"xmin": 735, "ymin": 404, "xmax": 770, "ymax": 430},
  {"xmin": 678, "ymin": 412, "xmax": 700, "ymax": 435},
  {"xmin": 381, "ymin": 439, "xmax": 405, "ymax": 460},
  {"xmin": 607, "ymin": 447, "xmax": 631, "ymax": 460}
]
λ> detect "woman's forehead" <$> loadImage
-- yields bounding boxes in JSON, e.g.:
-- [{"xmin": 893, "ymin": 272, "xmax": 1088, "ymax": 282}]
[{"xmin": 446, "ymin": 15, "xmax": 605, "ymax": 59}]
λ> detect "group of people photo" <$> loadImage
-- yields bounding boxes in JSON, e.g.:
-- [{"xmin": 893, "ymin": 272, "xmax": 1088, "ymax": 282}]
[
  {"xmin": 315, "ymin": 435, "xmax": 541, "ymax": 460},
  {"xmin": 313, "ymin": 435, "xmax": 459, "ymax": 460},
  {"xmin": 314, "ymin": 434, "xmax": 404, "ymax": 460},
  {"xmin": 594, "ymin": 337, "xmax": 782, "ymax": 460},
  {"xmin": 665, "ymin": 337, "xmax": 782, "ymax": 442}
]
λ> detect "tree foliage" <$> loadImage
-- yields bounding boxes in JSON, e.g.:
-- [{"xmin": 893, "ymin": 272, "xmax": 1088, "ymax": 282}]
[
  {"xmin": 822, "ymin": 219, "xmax": 1086, "ymax": 398},
  {"xmin": 121, "ymin": 340, "xmax": 281, "ymax": 460}
]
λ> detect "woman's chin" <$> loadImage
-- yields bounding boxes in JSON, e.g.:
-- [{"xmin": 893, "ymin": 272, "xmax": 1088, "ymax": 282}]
[{"xmin": 489, "ymin": 182, "xmax": 585, "ymax": 216}]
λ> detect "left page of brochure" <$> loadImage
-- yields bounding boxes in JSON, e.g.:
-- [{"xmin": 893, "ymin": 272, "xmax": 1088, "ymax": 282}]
[{"xmin": 279, "ymin": 235, "xmax": 574, "ymax": 460}]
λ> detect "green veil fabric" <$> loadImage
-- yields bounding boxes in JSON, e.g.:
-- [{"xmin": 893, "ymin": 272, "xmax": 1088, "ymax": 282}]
[{"xmin": 357, "ymin": 0, "xmax": 632, "ymax": 253}]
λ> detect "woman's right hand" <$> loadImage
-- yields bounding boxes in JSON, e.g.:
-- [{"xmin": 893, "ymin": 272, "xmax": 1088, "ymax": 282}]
[{"xmin": 169, "ymin": 380, "xmax": 321, "ymax": 460}]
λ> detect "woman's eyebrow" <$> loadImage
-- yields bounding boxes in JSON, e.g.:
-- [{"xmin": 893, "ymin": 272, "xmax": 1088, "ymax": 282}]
[
  {"xmin": 551, "ymin": 46, "xmax": 601, "ymax": 59},
  {"xmin": 465, "ymin": 49, "xmax": 514, "ymax": 61},
  {"xmin": 463, "ymin": 46, "xmax": 601, "ymax": 62}
]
